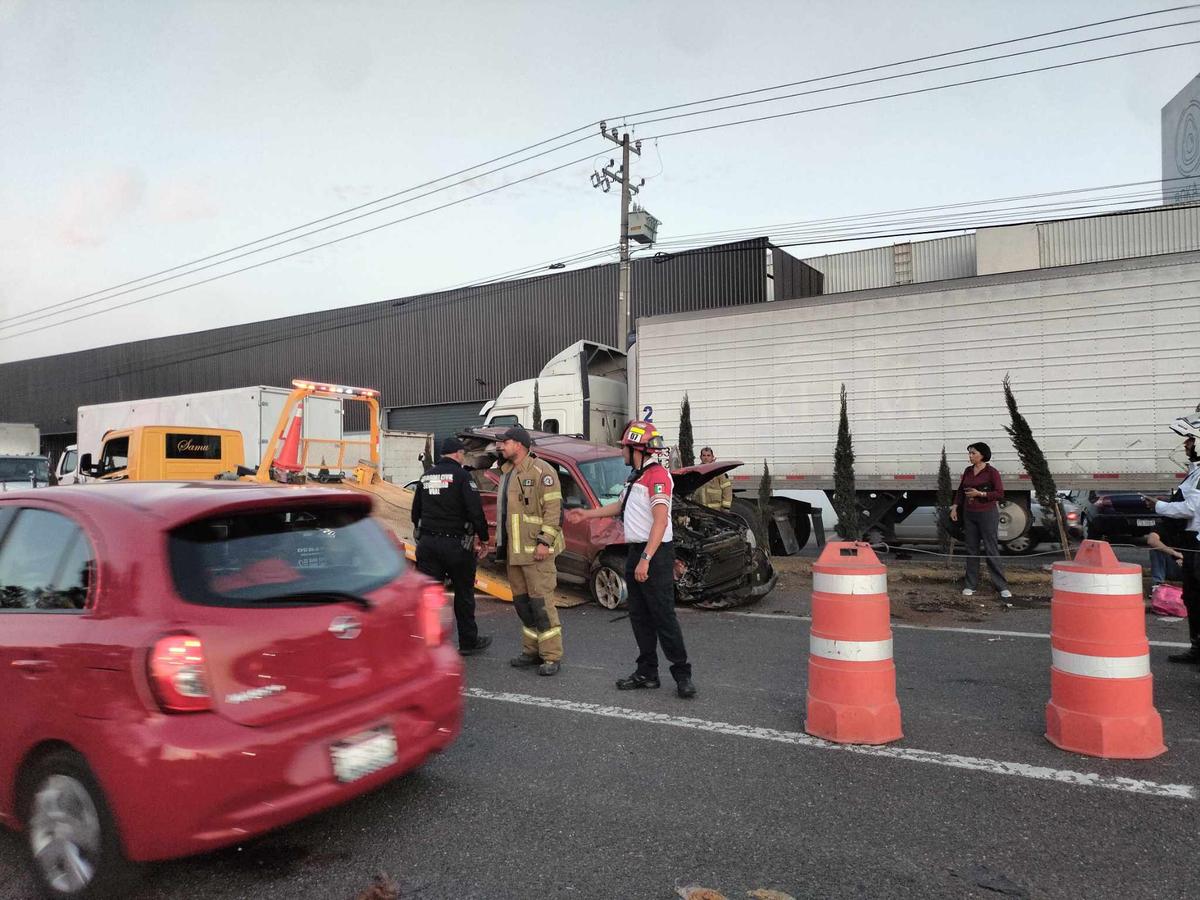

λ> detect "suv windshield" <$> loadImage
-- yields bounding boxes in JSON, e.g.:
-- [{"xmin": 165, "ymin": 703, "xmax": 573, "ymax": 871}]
[
  {"xmin": 578, "ymin": 456, "xmax": 632, "ymax": 505},
  {"xmin": 169, "ymin": 505, "xmax": 403, "ymax": 606},
  {"xmin": 0, "ymin": 457, "xmax": 49, "ymax": 483}
]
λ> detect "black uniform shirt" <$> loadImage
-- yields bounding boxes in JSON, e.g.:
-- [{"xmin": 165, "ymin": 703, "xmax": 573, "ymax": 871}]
[{"xmin": 412, "ymin": 458, "xmax": 489, "ymax": 540}]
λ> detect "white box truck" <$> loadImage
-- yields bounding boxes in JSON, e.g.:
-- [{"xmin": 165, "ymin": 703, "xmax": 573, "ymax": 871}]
[
  {"xmin": 1, "ymin": 423, "xmax": 49, "ymax": 490},
  {"xmin": 67, "ymin": 386, "xmax": 346, "ymax": 483}
]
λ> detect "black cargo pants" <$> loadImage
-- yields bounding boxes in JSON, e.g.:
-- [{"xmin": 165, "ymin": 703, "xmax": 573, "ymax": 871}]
[
  {"xmin": 625, "ymin": 542, "xmax": 691, "ymax": 682},
  {"xmin": 416, "ymin": 534, "xmax": 479, "ymax": 648}
]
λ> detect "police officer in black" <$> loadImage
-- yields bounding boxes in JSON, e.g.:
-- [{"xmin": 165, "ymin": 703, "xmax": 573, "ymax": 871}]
[{"xmin": 412, "ymin": 437, "xmax": 492, "ymax": 655}]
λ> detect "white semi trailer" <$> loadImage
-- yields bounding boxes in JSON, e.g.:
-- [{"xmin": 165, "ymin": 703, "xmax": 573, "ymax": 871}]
[{"xmin": 633, "ymin": 250, "xmax": 1200, "ymax": 552}]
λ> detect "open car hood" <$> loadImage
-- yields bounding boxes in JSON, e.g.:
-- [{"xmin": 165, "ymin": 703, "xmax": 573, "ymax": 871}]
[{"xmin": 671, "ymin": 461, "xmax": 741, "ymax": 496}]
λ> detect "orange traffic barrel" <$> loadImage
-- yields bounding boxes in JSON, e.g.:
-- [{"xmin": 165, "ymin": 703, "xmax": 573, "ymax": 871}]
[
  {"xmin": 805, "ymin": 542, "xmax": 902, "ymax": 745},
  {"xmin": 1046, "ymin": 540, "xmax": 1165, "ymax": 759}
]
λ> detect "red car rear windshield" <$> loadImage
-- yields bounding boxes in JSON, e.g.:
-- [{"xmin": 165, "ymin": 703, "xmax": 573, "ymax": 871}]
[{"xmin": 168, "ymin": 505, "xmax": 403, "ymax": 606}]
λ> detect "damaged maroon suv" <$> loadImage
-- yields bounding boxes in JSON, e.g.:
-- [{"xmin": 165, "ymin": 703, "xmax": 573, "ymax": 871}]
[{"xmin": 458, "ymin": 428, "xmax": 777, "ymax": 610}]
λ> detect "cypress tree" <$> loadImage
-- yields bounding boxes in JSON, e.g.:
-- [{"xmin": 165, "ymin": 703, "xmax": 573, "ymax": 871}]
[
  {"xmin": 679, "ymin": 393, "xmax": 695, "ymax": 467},
  {"xmin": 1001, "ymin": 374, "xmax": 1057, "ymax": 513},
  {"xmin": 833, "ymin": 384, "xmax": 861, "ymax": 541},
  {"xmin": 758, "ymin": 459, "xmax": 772, "ymax": 538},
  {"xmin": 936, "ymin": 445, "xmax": 954, "ymax": 556},
  {"xmin": 1003, "ymin": 374, "xmax": 1070, "ymax": 558},
  {"xmin": 532, "ymin": 379, "xmax": 542, "ymax": 431}
]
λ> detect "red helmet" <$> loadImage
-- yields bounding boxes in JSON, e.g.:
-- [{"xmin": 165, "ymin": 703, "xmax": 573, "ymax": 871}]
[{"xmin": 620, "ymin": 419, "xmax": 665, "ymax": 450}]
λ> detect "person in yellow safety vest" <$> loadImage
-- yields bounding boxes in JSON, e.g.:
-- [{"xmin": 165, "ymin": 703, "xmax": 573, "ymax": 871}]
[
  {"xmin": 695, "ymin": 447, "xmax": 733, "ymax": 511},
  {"xmin": 495, "ymin": 425, "xmax": 565, "ymax": 676}
]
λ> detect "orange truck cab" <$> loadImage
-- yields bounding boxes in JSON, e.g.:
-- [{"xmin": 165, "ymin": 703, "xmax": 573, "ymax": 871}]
[{"xmin": 80, "ymin": 426, "xmax": 246, "ymax": 481}]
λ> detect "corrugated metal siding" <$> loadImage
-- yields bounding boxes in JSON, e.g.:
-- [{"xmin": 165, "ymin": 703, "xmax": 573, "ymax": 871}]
[
  {"xmin": 386, "ymin": 402, "xmax": 483, "ymax": 447},
  {"xmin": 0, "ymin": 239, "xmax": 769, "ymax": 434},
  {"xmin": 912, "ymin": 234, "xmax": 976, "ymax": 282},
  {"xmin": 771, "ymin": 247, "xmax": 824, "ymax": 300},
  {"xmin": 1038, "ymin": 204, "xmax": 1200, "ymax": 268},
  {"xmin": 801, "ymin": 246, "xmax": 893, "ymax": 293}
]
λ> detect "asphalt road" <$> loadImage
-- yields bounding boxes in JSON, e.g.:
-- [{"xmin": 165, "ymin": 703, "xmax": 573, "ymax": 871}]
[{"xmin": 2, "ymin": 583, "xmax": 1197, "ymax": 900}]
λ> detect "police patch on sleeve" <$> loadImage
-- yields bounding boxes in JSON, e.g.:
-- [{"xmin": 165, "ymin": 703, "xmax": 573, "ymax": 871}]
[
  {"xmin": 542, "ymin": 475, "xmax": 553, "ymax": 486},
  {"xmin": 654, "ymin": 482, "xmax": 665, "ymax": 494}
]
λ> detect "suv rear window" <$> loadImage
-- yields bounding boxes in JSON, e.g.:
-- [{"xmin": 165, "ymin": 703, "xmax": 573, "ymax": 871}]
[{"xmin": 168, "ymin": 505, "xmax": 403, "ymax": 606}]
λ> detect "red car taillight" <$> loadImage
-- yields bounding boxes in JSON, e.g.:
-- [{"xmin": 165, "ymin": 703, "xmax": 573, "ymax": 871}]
[
  {"xmin": 419, "ymin": 583, "xmax": 449, "ymax": 648},
  {"xmin": 149, "ymin": 634, "xmax": 213, "ymax": 713},
  {"xmin": 1066, "ymin": 511, "xmax": 1079, "ymax": 521}
]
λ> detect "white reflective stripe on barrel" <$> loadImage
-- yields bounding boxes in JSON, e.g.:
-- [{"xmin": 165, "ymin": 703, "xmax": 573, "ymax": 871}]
[
  {"xmin": 1051, "ymin": 648, "xmax": 1151, "ymax": 679},
  {"xmin": 813, "ymin": 572, "xmax": 887, "ymax": 595},
  {"xmin": 1052, "ymin": 569, "xmax": 1143, "ymax": 596},
  {"xmin": 810, "ymin": 635, "xmax": 893, "ymax": 662}
]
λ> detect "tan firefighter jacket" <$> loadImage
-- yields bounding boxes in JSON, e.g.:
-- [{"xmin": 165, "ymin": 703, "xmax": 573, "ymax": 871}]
[
  {"xmin": 498, "ymin": 453, "xmax": 564, "ymax": 565},
  {"xmin": 695, "ymin": 472, "xmax": 733, "ymax": 511}
]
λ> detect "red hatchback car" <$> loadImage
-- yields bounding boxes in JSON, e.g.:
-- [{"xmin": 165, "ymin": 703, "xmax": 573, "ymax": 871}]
[{"xmin": 0, "ymin": 481, "xmax": 462, "ymax": 898}]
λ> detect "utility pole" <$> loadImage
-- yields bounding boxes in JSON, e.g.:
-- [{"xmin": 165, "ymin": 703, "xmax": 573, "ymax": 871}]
[{"xmin": 591, "ymin": 122, "xmax": 642, "ymax": 349}]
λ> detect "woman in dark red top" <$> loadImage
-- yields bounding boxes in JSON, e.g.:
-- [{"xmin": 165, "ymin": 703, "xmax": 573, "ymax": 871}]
[{"xmin": 949, "ymin": 442, "xmax": 1012, "ymax": 598}]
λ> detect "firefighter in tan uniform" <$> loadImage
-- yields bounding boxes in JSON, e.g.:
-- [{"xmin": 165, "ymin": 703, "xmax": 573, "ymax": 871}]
[
  {"xmin": 695, "ymin": 446, "xmax": 733, "ymax": 511},
  {"xmin": 495, "ymin": 426, "xmax": 564, "ymax": 675}
]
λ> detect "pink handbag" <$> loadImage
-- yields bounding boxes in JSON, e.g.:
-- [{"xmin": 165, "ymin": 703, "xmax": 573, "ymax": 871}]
[{"xmin": 1150, "ymin": 583, "xmax": 1187, "ymax": 617}]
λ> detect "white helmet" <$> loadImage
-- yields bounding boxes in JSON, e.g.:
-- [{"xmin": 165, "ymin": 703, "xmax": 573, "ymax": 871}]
[{"xmin": 1168, "ymin": 414, "xmax": 1200, "ymax": 439}]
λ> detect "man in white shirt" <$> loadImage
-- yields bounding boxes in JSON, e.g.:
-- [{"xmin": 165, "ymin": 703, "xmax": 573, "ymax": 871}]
[
  {"xmin": 1144, "ymin": 415, "xmax": 1200, "ymax": 663},
  {"xmin": 568, "ymin": 419, "xmax": 696, "ymax": 698}
]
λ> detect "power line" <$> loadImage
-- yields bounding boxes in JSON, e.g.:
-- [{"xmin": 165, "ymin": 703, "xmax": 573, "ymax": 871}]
[
  {"xmin": 8, "ymin": 29, "xmax": 1198, "ymax": 338},
  {"xmin": 622, "ymin": 18, "xmax": 1200, "ymax": 131},
  {"xmin": 611, "ymin": 4, "xmax": 1199, "ymax": 122},
  {"xmin": 0, "ymin": 151, "xmax": 602, "ymax": 342},
  {"xmin": 0, "ymin": 131, "xmax": 600, "ymax": 332},
  {"xmin": 637, "ymin": 38, "xmax": 1200, "ymax": 142},
  {"xmin": 646, "ymin": 178, "xmax": 1171, "ymax": 245},
  {"xmin": 14, "ymin": 9, "xmax": 1196, "ymax": 336},
  {"xmin": 53, "ymin": 195, "xmax": 1200, "ymax": 383},
  {"xmin": 647, "ymin": 189, "xmax": 1171, "ymax": 251},
  {"xmin": 0, "ymin": 122, "xmax": 600, "ymax": 328}
]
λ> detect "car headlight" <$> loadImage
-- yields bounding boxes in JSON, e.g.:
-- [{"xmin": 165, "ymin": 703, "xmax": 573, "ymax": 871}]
[{"xmin": 745, "ymin": 527, "xmax": 757, "ymax": 548}]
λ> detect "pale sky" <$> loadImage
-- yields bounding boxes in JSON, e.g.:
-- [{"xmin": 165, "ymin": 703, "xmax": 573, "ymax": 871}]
[{"xmin": 1, "ymin": 0, "xmax": 1197, "ymax": 363}]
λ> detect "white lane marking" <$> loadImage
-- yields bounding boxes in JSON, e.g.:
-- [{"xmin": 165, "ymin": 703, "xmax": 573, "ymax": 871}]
[
  {"xmin": 1051, "ymin": 648, "xmax": 1152, "ymax": 679},
  {"xmin": 728, "ymin": 611, "xmax": 1192, "ymax": 649},
  {"xmin": 1053, "ymin": 570, "xmax": 1143, "ymax": 596},
  {"xmin": 810, "ymin": 634, "xmax": 893, "ymax": 662},
  {"xmin": 465, "ymin": 688, "xmax": 1195, "ymax": 801},
  {"xmin": 812, "ymin": 572, "xmax": 887, "ymax": 595}
]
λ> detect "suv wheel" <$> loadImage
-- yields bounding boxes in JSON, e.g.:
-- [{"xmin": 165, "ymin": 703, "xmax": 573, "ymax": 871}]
[
  {"xmin": 23, "ymin": 750, "xmax": 132, "ymax": 898},
  {"xmin": 589, "ymin": 552, "xmax": 628, "ymax": 610}
]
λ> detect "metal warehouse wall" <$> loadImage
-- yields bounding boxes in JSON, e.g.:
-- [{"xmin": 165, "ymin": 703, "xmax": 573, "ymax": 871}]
[
  {"xmin": 386, "ymin": 402, "xmax": 484, "ymax": 447},
  {"xmin": 0, "ymin": 238, "xmax": 795, "ymax": 437},
  {"xmin": 771, "ymin": 247, "xmax": 824, "ymax": 300}
]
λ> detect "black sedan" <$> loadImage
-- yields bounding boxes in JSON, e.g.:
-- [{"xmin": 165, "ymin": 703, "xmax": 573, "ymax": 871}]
[{"xmin": 1069, "ymin": 490, "xmax": 1161, "ymax": 542}]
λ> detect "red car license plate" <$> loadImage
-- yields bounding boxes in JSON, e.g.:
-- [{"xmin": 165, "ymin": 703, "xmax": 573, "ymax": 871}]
[{"xmin": 331, "ymin": 726, "xmax": 398, "ymax": 783}]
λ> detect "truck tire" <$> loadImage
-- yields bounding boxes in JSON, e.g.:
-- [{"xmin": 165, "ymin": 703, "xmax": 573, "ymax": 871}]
[
  {"xmin": 729, "ymin": 498, "xmax": 769, "ymax": 551},
  {"xmin": 589, "ymin": 551, "xmax": 628, "ymax": 610}
]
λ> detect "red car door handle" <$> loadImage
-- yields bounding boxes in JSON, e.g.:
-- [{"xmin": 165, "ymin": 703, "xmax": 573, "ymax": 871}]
[{"xmin": 11, "ymin": 659, "xmax": 54, "ymax": 674}]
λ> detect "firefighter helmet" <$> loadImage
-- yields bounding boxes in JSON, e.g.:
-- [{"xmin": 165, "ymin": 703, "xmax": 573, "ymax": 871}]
[
  {"xmin": 620, "ymin": 419, "xmax": 665, "ymax": 450},
  {"xmin": 1169, "ymin": 414, "xmax": 1200, "ymax": 439}
]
